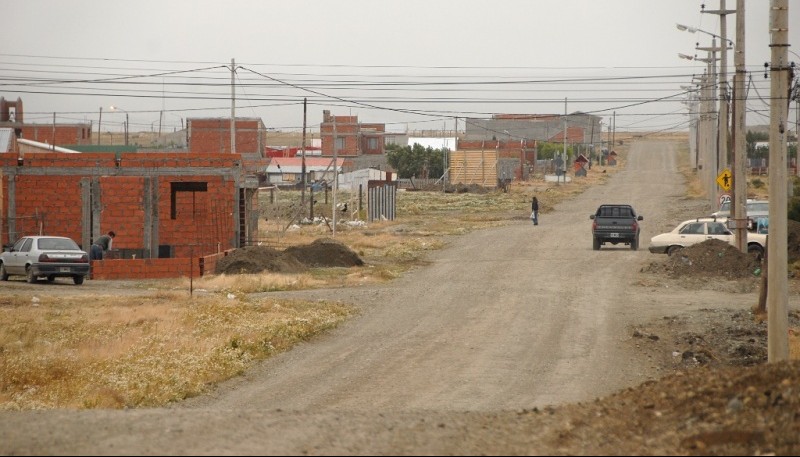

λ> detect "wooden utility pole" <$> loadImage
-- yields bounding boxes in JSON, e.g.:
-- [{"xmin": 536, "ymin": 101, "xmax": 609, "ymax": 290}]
[
  {"xmin": 703, "ymin": 1, "xmax": 734, "ymax": 174},
  {"xmin": 696, "ymin": 41, "xmax": 720, "ymax": 209},
  {"xmin": 301, "ymin": 98, "xmax": 307, "ymax": 205},
  {"xmin": 332, "ymin": 118, "xmax": 338, "ymax": 238},
  {"xmin": 767, "ymin": 0, "xmax": 790, "ymax": 362},
  {"xmin": 731, "ymin": 0, "xmax": 748, "ymax": 253}
]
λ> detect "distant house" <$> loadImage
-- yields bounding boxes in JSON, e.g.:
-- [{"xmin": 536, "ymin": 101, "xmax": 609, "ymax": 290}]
[
  {"xmin": 319, "ymin": 110, "xmax": 385, "ymax": 157},
  {"xmin": 263, "ymin": 157, "xmax": 345, "ymax": 187}
]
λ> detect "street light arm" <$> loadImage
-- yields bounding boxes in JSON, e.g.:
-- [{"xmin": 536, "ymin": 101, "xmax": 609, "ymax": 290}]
[{"xmin": 676, "ymin": 23, "xmax": 734, "ymax": 46}]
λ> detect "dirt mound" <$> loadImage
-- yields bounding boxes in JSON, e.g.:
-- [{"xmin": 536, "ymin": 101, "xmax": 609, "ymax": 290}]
[
  {"xmin": 643, "ymin": 238, "xmax": 761, "ymax": 279},
  {"xmin": 284, "ymin": 238, "xmax": 365, "ymax": 268},
  {"xmin": 215, "ymin": 238, "xmax": 363, "ymax": 275}
]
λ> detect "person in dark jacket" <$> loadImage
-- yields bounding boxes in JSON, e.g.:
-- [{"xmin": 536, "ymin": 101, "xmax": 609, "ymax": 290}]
[
  {"xmin": 90, "ymin": 231, "xmax": 116, "ymax": 261},
  {"xmin": 531, "ymin": 196, "xmax": 539, "ymax": 225}
]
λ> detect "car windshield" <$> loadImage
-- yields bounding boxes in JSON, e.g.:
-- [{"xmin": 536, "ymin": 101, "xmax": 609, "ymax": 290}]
[{"xmin": 36, "ymin": 238, "xmax": 80, "ymax": 251}]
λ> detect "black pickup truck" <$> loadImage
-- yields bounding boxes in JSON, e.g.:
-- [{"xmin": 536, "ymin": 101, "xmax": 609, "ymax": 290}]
[{"xmin": 589, "ymin": 204, "xmax": 643, "ymax": 251}]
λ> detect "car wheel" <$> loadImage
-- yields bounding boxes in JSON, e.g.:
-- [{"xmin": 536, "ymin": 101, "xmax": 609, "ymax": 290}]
[
  {"xmin": 667, "ymin": 245, "xmax": 683, "ymax": 256},
  {"xmin": 630, "ymin": 237, "xmax": 639, "ymax": 251},
  {"xmin": 0, "ymin": 263, "xmax": 8, "ymax": 281},
  {"xmin": 747, "ymin": 244, "xmax": 764, "ymax": 262},
  {"xmin": 593, "ymin": 237, "xmax": 601, "ymax": 251},
  {"xmin": 26, "ymin": 267, "xmax": 37, "ymax": 284},
  {"xmin": 46, "ymin": 275, "xmax": 56, "ymax": 282},
  {"xmin": 73, "ymin": 275, "xmax": 85, "ymax": 285}
]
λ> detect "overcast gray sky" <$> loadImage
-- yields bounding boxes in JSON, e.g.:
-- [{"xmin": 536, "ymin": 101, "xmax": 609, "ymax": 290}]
[{"xmin": 3, "ymin": 0, "xmax": 798, "ymax": 137}]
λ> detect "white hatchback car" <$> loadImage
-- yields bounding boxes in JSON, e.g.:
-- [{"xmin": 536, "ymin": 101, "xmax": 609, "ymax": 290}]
[{"xmin": 648, "ymin": 217, "xmax": 766, "ymax": 259}]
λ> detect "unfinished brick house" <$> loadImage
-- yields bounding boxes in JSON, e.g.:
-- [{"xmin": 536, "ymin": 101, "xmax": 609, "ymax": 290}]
[
  {"xmin": 319, "ymin": 110, "xmax": 385, "ymax": 157},
  {"xmin": 0, "ymin": 108, "xmax": 261, "ymax": 280}
]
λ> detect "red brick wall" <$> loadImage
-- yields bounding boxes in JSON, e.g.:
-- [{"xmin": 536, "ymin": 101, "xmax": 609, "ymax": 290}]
[
  {"xmin": 156, "ymin": 175, "xmax": 237, "ymax": 258},
  {"xmin": 187, "ymin": 118, "xmax": 263, "ymax": 154},
  {"xmin": 90, "ymin": 249, "xmax": 233, "ymax": 280},
  {"xmin": 456, "ymin": 139, "xmax": 536, "ymax": 160},
  {"xmin": 20, "ymin": 124, "xmax": 93, "ymax": 145},
  {"xmin": 10, "ymin": 174, "xmax": 85, "ymax": 243},
  {"xmin": 97, "ymin": 176, "xmax": 146, "ymax": 250},
  {"xmin": 360, "ymin": 123, "xmax": 386, "ymax": 155}
]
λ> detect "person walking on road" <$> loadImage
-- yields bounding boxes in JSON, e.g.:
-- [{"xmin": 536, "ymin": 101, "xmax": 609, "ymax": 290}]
[
  {"xmin": 531, "ymin": 196, "xmax": 539, "ymax": 225},
  {"xmin": 90, "ymin": 231, "xmax": 116, "ymax": 261}
]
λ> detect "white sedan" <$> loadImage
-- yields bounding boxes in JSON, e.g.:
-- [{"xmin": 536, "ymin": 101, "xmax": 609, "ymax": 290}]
[
  {"xmin": 648, "ymin": 217, "xmax": 766, "ymax": 259},
  {"xmin": 0, "ymin": 236, "xmax": 90, "ymax": 284}
]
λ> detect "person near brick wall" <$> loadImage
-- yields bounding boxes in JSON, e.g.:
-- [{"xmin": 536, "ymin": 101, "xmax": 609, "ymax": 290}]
[{"xmin": 90, "ymin": 231, "xmax": 116, "ymax": 261}]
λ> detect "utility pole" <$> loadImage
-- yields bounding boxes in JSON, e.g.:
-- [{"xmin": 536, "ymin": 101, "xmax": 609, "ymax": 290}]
[
  {"xmin": 731, "ymin": 0, "xmax": 748, "ymax": 253},
  {"xmin": 703, "ymin": 1, "xmax": 734, "ymax": 174},
  {"xmin": 230, "ymin": 58, "xmax": 236, "ymax": 154},
  {"xmin": 696, "ymin": 41, "xmax": 720, "ymax": 209},
  {"xmin": 563, "ymin": 99, "xmax": 567, "ymax": 178},
  {"xmin": 767, "ymin": 0, "xmax": 790, "ymax": 363},
  {"xmin": 332, "ymin": 118, "xmax": 338, "ymax": 238},
  {"xmin": 301, "ymin": 98, "xmax": 307, "ymax": 206},
  {"xmin": 97, "ymin": 107, "xmax": 102, "ymax": 145},
  {"xmin": 612, "ymin": 111, "xmax": 616, "ymax": 152}
]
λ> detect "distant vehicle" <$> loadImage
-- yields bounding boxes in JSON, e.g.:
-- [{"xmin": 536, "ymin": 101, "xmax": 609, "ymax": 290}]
[
  {"xmin": 0, "ymin": 236, "xmax": 90, "ymax": 285},
  {"xmin": 710, "ymin": 199, "xmax": 769, "ymax": 231},
  {"xmin": 590, "ymin": 204, "xmax": 643, "ymax": 251},
  {"xmin": 648, "ymin": 217, "xmax": 766, "ymax": 260}
]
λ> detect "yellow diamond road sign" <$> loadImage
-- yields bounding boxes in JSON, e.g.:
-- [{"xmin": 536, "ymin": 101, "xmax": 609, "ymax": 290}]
[{"xmin": 716, "ymin": 168, "xmax": 732, "ymax": 191}]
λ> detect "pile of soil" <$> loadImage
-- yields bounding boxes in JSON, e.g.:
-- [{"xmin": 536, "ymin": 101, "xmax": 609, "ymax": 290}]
[
  {"xmin": 215, "ymin": 238, "xmax": 363, "ymax": 275},
  {"xmin": 642, "ymin": 238, "xmax": 762, "ymax": 280}
]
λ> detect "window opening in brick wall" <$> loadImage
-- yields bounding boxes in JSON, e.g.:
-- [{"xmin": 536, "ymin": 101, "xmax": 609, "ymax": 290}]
[{"xmin": 170, "ymin": 182, "xmax": 208, "ymax": 219}]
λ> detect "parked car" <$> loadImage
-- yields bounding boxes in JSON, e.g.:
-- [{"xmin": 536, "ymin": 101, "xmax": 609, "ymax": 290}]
[
  {"xmin": 710, "ymin": 199, "xmax": 769, "ymax": 231},
  {"xmin": 0, "ymin": 236, "xmax": 90, "ymax": 284},
  {"xmin": 648, "ymin": 217, "xmax": 766, "ymax": 260}
]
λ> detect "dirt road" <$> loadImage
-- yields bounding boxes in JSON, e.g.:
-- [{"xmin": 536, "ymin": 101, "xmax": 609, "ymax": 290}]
[{"xmin": 0, "ymin": 140, "xmax": 782, "ymax": 455}]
